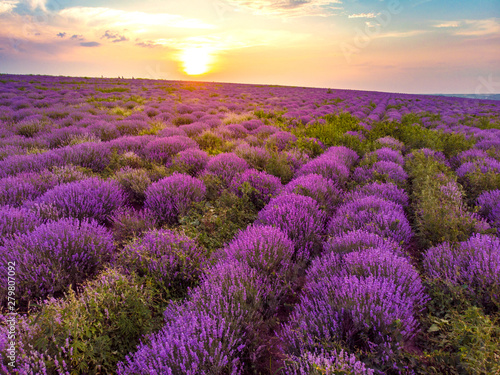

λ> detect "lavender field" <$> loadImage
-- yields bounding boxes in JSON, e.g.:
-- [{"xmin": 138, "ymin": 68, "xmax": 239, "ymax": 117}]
[{"xmin": 0, "ymin": 74, "xmax": 500, "ymax": 374}]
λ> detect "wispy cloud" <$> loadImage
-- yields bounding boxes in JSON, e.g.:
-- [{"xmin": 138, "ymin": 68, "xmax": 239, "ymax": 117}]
[
  {"xmin": 71, "ymin": 35, "xmax": 84, "ymax": 41},
  {"xmin": 80, "ymin": 41, "xmax": 100, "ymax": 47},
  {"xmin": 0, "ymin": 1, "xmax": 18, "ymax": 14},
  {"xmin": 433, "ymin": 21, "xmax": 460, "ymax": 28},
  {"xmin": 101, "ymin": 30, "xmax": 129, "ymax": 43},
  {"xmin": 58, "ymin": 7, "xmax": 216, "ymax": 30},
  {"xmin": 348, "ymin": 13, "xmax": 379, "ymax": 19},
  {"xmin": 22, "ymin": 0, "xmax": 46, "ymax": 11},
  {"xmin": 374, "ymin": 30, "xmax": 427, "ymax": 39},
  {"xmin": 224, "ymin": 0, "xmax": 342, "ymax": 18}
]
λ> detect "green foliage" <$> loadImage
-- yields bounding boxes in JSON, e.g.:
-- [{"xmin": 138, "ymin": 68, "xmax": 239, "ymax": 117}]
[
  {"xmin": 459, "ymin": 170, "xmax": 500, "ymax": 205},
  {"xmin": 113, "ymin": 167, "xmax": 152, "ymax": 204},
  {"xmin": 110, "ymin": 209, "xmax": 157, "ymax": 245},
  {"xmin": 423, "ymin": 307, "xmax": 500, "ymax": 375},
  {"xmin": 406, "ymin": 152, "xmax": 482, "ymax": 247},
  {"xmin": 178, "ymin": 191, "xmax": 258, "ymax": 254},
  {"xmin": 264, "ymin": 151, "xmax": 295, "ymax": 184},
  {"xmin": 27, "ymin": 268, "xmax": 155, "ymax": 374},
  {"xmin": 138, "ymin": 121, "xmax": 166, "ymax": 136},
  {"xmin": 293, "ymin": 136, "xmax": 325, "ymax": 158},
  {"xmin": 96, "ymin": 87, "xmax": 130, "ymax": 93},
  {"xmin": 195, "ymin": 131, "xmax": 225, "ymax": 154},
  {"xmin": 304, "ymin": 113, "xmax": 362, "ymax": 147}
]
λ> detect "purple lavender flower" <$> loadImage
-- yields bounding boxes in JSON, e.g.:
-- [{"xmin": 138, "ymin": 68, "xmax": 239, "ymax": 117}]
[
  {"xmin": 327, "ymin": 196, "xmax": 412, "ymax": 245},
  {"xmin": 230, "ymin": 169, "xmax": 282, "ymax": 207},
  {"xmin": 204, "ymin": 152, "xmax": 249, "ymax": 185},
  {"xmin": 353, "ymin": 161, "xmax": 408, "ymax": 186},
  {"xmin": 364, "ymin": 147, "xmax": 404, "ymax": 166},
  {"xmin": 145, "ymin": 173, "xmax": 206, "ymax": 224},
  {"xmin": 37, "ymin": 177, "xmax": 126, "ymax": 224},
  {"xmin": 307, "ymin": 247, "xmax": 427, "ymax": 308},
  {"xmin": 456, "ymin": 157, "xmax": 500, "ymax": 177},
  {"xmin": 118, "ymin": 301, "xmax": 245, "ymax": 375},
  {"xmin": 345, "ymin": 181, "xmax": 409, "ymax": 207},
  {"xmin": 120, "ymin": 229, "xmax": 205, "ymax": 296},
  {"xmin": 283, "ymin": 173, "xmax": 343, "ymax": 214},
  {"xmin": 283, "ymin": 350, "xmax": 375, "ymax": 375},
  {"xmin": 0, "ymin": 206, "xmax": 42, "ymax": 244},
  {"xmin": 423, "ymin": 234, "xmax": 500, "ymax": 296},
  {"xmin": 145, "ymin": 136, "xmax": 198, "ymax": 164},
  {"xmin": 267, "ymin": 131, "xmax": 297, "ymax": 151},
  {"xmin": 477, "ymin": 189, "xmax": 500, "ymax": 228},
  {"xmin": 256, "ymin": 194, "xmax": 327, "ymax": 259},
  {"xmin": 296, "ymin": 157, "xmax": 350, "ymax": 186},
  {"xmin": 170, "ymin": 149, "xmax": 209, "ymax": 176},
  {"xmin": 280, "ymin": 275, "xmax": 420, "ymax": 359},
  {"xmin": 219, "ymin": 225, "xmax": 295, "ymax": 282},
  {"xmin": 323, "ymin": 229, "xmax": 406, "ymax": 257},
  {"xmin": 0, "ymin": 218, "xmax": 115, "ymax": 304}
]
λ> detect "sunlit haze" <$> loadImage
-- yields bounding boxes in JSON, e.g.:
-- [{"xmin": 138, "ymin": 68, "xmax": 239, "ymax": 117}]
[{"xmin": 0, "ymin": 0, "xmax": 498, "ymax": 93}]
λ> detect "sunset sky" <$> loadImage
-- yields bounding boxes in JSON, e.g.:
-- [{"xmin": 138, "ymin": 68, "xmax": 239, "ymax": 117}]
[{"xmin": 0, "ymin": 0, "xmax": 498, "ymax": 94}]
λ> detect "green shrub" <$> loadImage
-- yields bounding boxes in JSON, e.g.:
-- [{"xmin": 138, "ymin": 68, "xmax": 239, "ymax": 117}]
[
  {"xmin": 23, "ymin": 268, "xmax": 155, "ymax": 374},
  {"xmin": 424, "ymin": 307, "xmax": 500, "ymax": 375},
  {"xmin": 114, "ymin": 167, "xmax": 152, "ymax": 204},
  {"xmin": 304, "ymin": 113, "xmax": 362, "ymax": 147},
  {"xmin": 178, "ymin": 191, "xmax": 258, "ymax": 254},
  {"xmin": 264, "ymin": 152, "xmax": 295, "ymax": 184}
]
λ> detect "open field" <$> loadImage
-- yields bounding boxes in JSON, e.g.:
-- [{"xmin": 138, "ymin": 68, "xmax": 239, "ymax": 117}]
[{"xmin": 1, "ymin": 74, "xmax": 500, "ymax": 374}]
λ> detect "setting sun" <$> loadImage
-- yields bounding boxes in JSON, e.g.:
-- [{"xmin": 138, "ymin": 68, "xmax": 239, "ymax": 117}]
[{"xmin": 179, "ymin": 47, "xmax": 214, "ymax": 76}]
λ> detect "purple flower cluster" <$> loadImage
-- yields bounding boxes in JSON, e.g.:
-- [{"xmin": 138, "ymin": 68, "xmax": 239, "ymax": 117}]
[
  {"xmin": 218, "ymin": 225, "xmax": 295, "ymax": 282},
  {"xmin": 256, "ymin": 194, "xmax": 327, "ymax": 259},
  {"xmin": 477, "ymin": 189, "xmax": 500, "ymax": 229},
  {"xmin": 353, "ymin": 161, "xmax": 408, "ymax": 187},
  {"xmin": 120, "ymin": 229, "xmax": 205, "ymax": 294},
  {"xmin": 327, "ymin": 196, "xmax": 412, "ymax": 245},
  {"xmin": 0, "ymin": 218, "xmax": 114, "ymax": 304},
  {"xmin": 145, "ymin": 173, "xmax": 206, "ymax": 224},
  {"xmin": 170, "ymin": 148, "xmax": 209, "ymax": 176},
  {"xmin": 145, "ymin": 136, "xmax": 198, "ymax": 164},
  {"xmin": 203, "ymin": 152, "xmax": 250, "ymax": 185},
  {"xmin": 0, "ymin": 206, "xmax": 42, "ymax": 244},
  {"xmin": 283, "ymin": 350, "xmax": 375, "ymax": 375},
  {"xmin": 297, "ymin": 155, "xmax": 350, "ymax": 186},
  {"xmin": 229, "ymin": 169, "xmax": 283, "ymax": 207},
  {"xmin": 280, "ymin": 275, "xmax": 421, "ymax": 359},
  {"xmin": 323, "ymin": 229, "xmax": 406, "ymax": 258},
  {"xmin": 423, "ymin": 234, "xmax": 500, "ymax": 297},
  {"xmin": 36, "ymin": 177, "xmax": 126, "ymax": 224},
  {"xmin": 456, "ymin": 157, "xmax": 500, "ymax": 177},
  {"xmin": 283, "ymin": 173, "xmax": 343, "ymax": 214},
  {"xmin": 345, "ymin": 181, "xmax": 409, "ymax": 207},
  {"xmin": 267, "ymin": 131, "xmax": 297, "ymax": 151}
]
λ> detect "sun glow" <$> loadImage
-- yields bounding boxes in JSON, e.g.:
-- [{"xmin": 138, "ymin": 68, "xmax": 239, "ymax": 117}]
[{"xmin": 179, "ymin": 47, "xmax": 214, "ymax": 76}]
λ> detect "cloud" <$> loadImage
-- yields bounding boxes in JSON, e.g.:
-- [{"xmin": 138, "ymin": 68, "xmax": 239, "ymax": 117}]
[
  {"xmin": 101, "ymin": 30, "xmax": 129, "ymax": 43},
  {"xmin": 56, "ymin": 32, "xmax": 66, "ymax": 38},
  {"xmin": 433, "ymin": 21, "xmax": 460, "ymax": 28},
  {"xmin": 136, "ymin": 41, "xmax": 160, "ymax": 48},
  {"xmin": 71, "ymin": 35, "xmax": 84, "ymax": 41},
  {"xmin": 0, "ymin": 1, "xmax": 18, "ymax": 14},
  {"xmin": 375, "ymin": 30, "xmax": 427, "ymax": 39},
  {"xmin": 223, "ymin": 0, "xmax": 342, "ymax": 18},
  {"xmin": 58, "ymin": 7, "xmax": 215, "ymax": 30},
  {"xmin": 24, "ymin": 0, "xmax": 46, "ymax": 11},
  {"xmin": 80, "ymin": 41, "xmax": 100, "ymax": 47},
  {"xmin": 453, "ymin": 19, "xmax": 500, "ymax": 36},
  {"xmin": 348, "ymin": 13, "xmax": 379, "ymax": 19}
]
